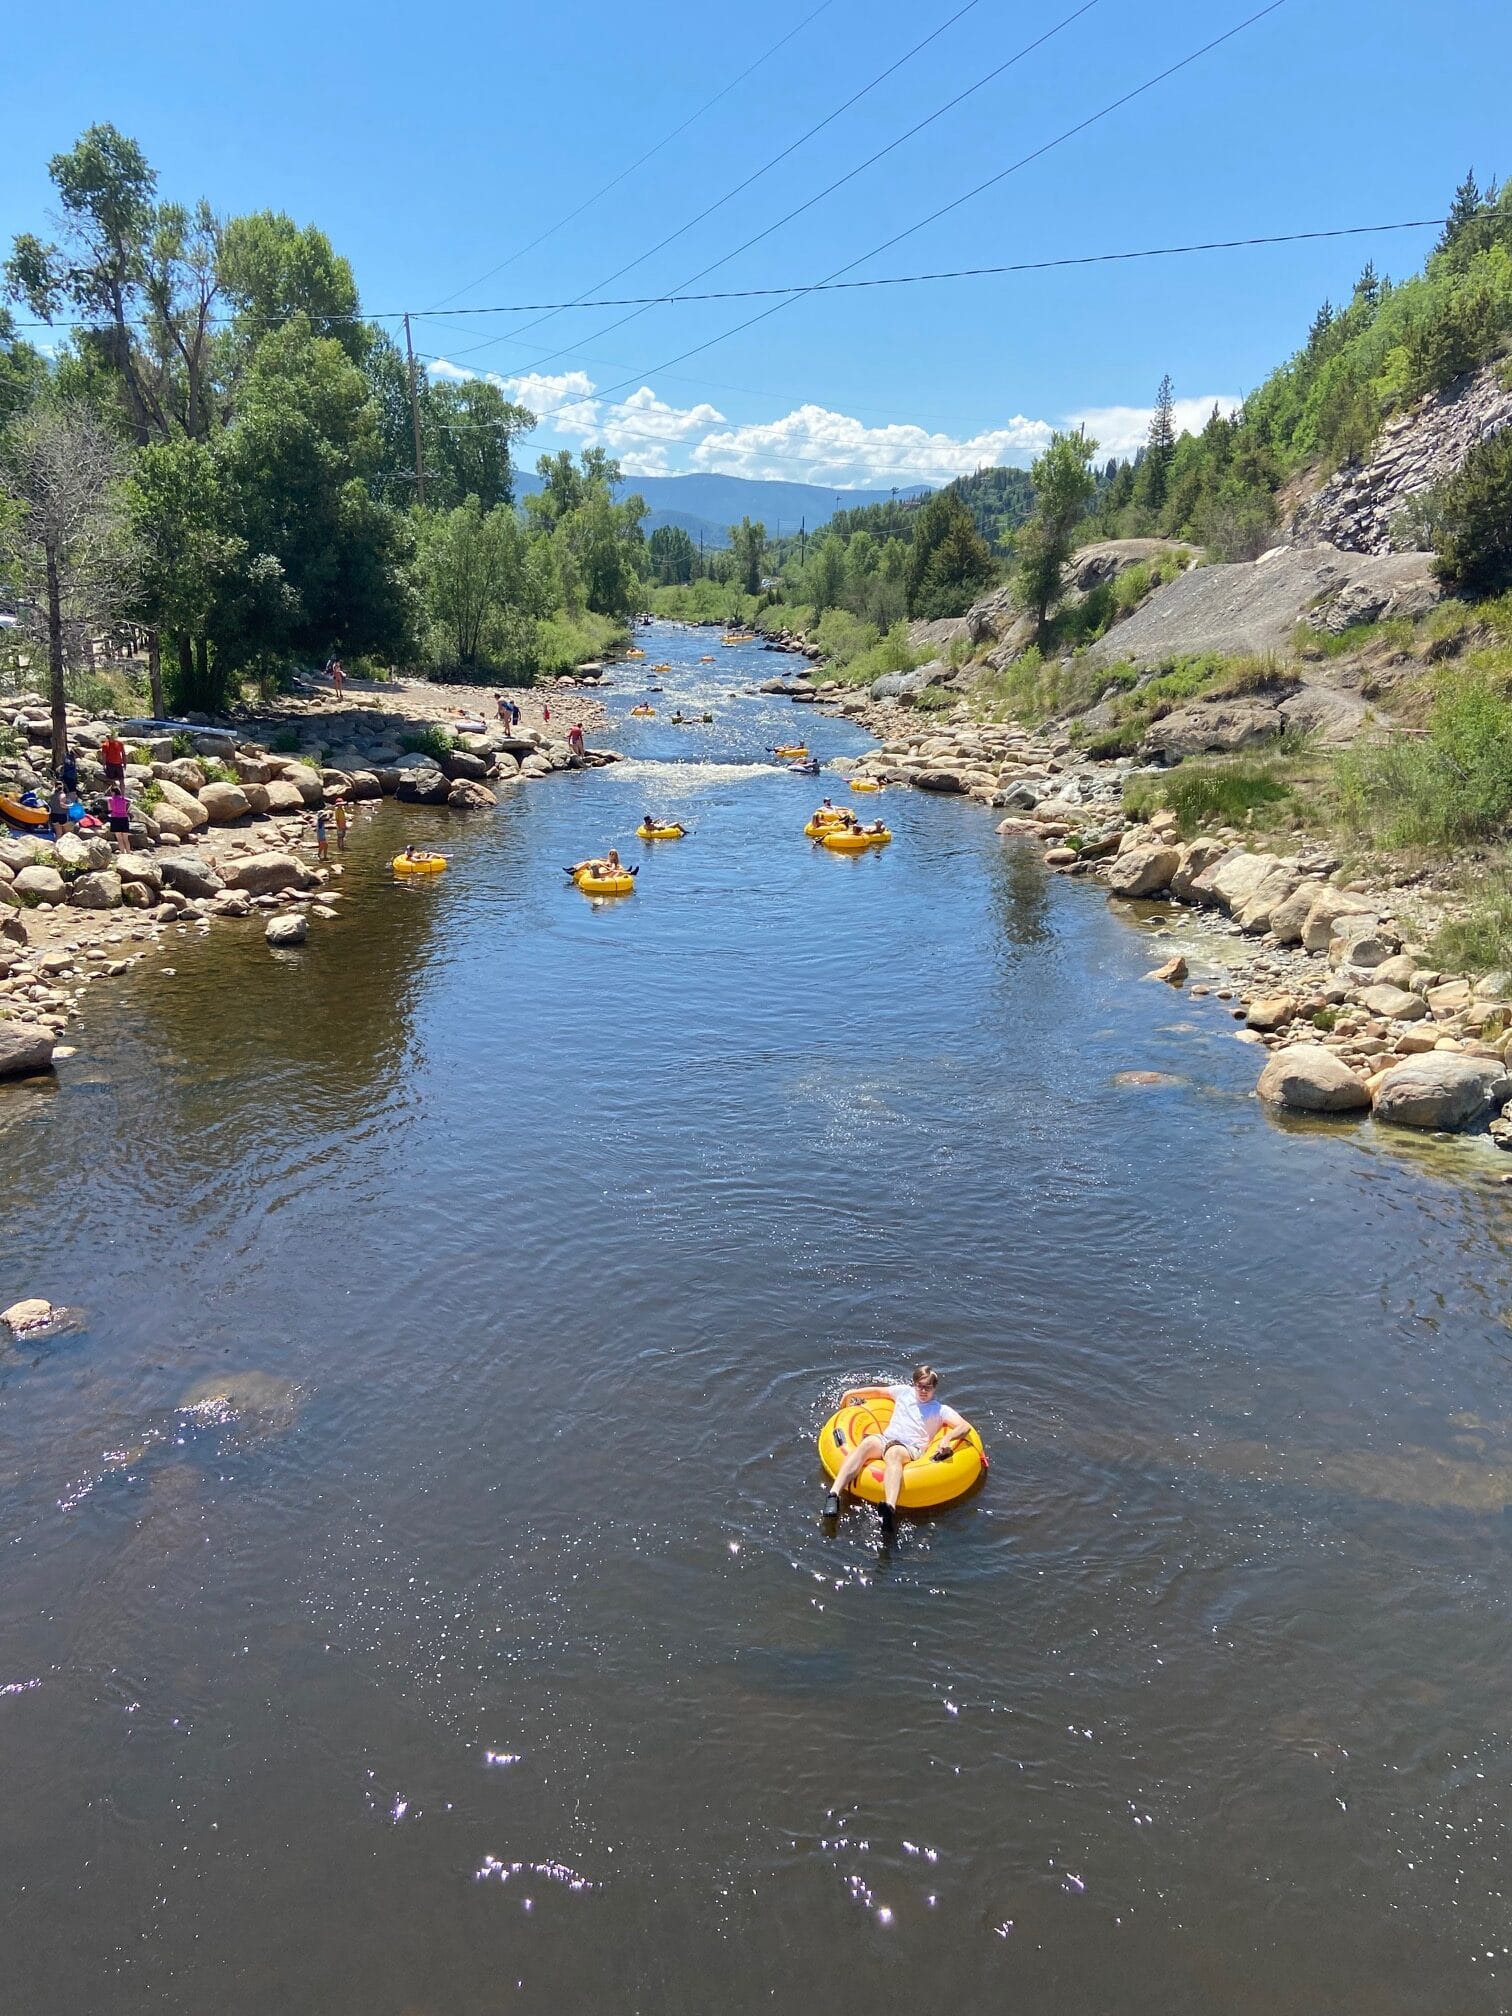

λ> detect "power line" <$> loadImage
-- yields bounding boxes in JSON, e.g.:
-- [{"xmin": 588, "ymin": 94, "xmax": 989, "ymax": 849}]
[
  {"xmin": 543, "ymin": 0, "xmax": 1295, "ymax": 426},
  {"xmin": 454, "ymin": 0, "xmax": 1104, "ymax": 374},
  {"xmin": 488, "ymin": 0, "xmax": 991, "ymax": 353},
  {"xmin": 8, "ymin": 215, "xmax": 1439, "ymax": 341},
  {"xmin": 426, "ymin": 0, "xmax": 842, "ymax": 311}
]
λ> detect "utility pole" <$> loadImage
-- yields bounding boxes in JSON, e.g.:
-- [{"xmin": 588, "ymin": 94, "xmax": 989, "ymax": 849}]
[{"xmin": 404, "ymin": 313, "xmax": 427, "ymax": 508}]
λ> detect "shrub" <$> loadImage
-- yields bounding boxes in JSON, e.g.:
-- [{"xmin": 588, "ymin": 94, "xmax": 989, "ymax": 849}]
[
  {"xmin": 170, "ymin": 731, "xmax": 197, "ymax": 757},
  {"xmin": 1431, "ymin": 427, "xmax": 1512, "ymax": 598},
  {"xmin": 270, "ymin": 728, "xmax": 302, "ymax": 754},
  {"xmin": 399, "ymin": 724, "xmax": 453, "ymax": 762},
  {"xmin": 1291, "ymin": 618, "xmax": 1415, "ymax": 658},
  {"xmin": 1336, "ymin": 666, "xmax": 1512, "ymax": 845},
  {"xmin": 825, "ymin": 624, "xmax": 925, "ymax": 688}
]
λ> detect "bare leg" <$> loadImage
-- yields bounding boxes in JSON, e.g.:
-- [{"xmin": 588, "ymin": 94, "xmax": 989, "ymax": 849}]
[
  {"xmin": 827, "ymin": 1433, "xmax": 884, "ymax": 1505},
  {"xmin": 882, "ymin": 1445, "xmax": 910, "ymax": 1510}
]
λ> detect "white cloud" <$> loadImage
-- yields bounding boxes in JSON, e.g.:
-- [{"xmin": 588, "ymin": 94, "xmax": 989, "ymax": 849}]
[
  {"xmin": 1071, "ymin": 395, "xmax": 1241, "ymax": 460},
  {"xmin": 425, "ymin": 359, "xmax": 1243, "ymax": 486},
  {"xmin": 686, "ymin": 403, "xmax": 1054, "ymax": 486}
]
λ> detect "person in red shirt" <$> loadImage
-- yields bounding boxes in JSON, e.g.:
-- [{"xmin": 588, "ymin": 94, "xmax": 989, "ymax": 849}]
[{"xmin": 100, "ymin": 734, "xmax": 127, "ymax": 787}]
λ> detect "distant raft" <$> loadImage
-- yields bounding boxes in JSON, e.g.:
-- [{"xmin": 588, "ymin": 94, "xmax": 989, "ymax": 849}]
[
  {"xmin": 818, "ymin": 1390, "xmax": 986, "ymax": 1510},
  {"xmin": 821, "ymin": 827, "xmax": 891, "ymax": 852}
]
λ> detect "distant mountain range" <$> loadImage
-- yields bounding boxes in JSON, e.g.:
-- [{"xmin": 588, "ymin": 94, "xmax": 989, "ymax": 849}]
[{"xmin": 512, "ymin": 469, "xmax": 933, "ymax": 547}]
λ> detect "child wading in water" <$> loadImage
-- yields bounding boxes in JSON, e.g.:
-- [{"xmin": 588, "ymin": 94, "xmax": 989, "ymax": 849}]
[
  {"xmin": 315, "ymin": 809, "xmax": 329, "ymax": 861},
  {"xmin": 334, "ymin": 801, "xmax": 349, "ymax": 851}
]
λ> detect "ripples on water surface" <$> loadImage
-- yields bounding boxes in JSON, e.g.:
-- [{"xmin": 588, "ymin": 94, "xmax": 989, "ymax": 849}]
[{"xmin": 3, "ymin": 624, "xmax": 1512, "ymax": 2012}]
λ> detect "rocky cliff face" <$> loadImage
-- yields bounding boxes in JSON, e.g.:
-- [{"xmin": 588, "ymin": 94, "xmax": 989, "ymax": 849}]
[{"xmin": 1292, "ymin": 363, "xmax": 1512, "ymax": 555}]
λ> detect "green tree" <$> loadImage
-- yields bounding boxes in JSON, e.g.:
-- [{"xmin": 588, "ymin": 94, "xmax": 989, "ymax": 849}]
[
  {"xmin": 1135, "ymin": 374, "xmax": 1176, "ymax": 513},
  {"xmin": 1430, "ymin": 427, "xmax": 1512, "ymax": 597},
  {"xmin": 0, "ymin": 401, "xmax": 137, "ymax": 761},
  {"xmin": 218, "ymin": 210, "xmax": 365, "ymax": 361},
  {"xmin": 425, "ymin": 378, "xmax": 534, "ymax": 513},
  {"xmin": 1015, "ymin": 429, "xmax": 1098, "ymax": 629},
  {"xmin": 729, "ymin": 515, "xmax": 766, "ymax": 595},
  {"xmin": 124, "ymin": 434, "xmax": 252, "ymax": 711},
  {"xmin": 420, "ymin": 495, "xmax": 541, "ymax": 672},
  {"xmin": 904, "ymin": 487, "xmax": 994, "ymax": 620},
  {"xmin": 648, "ymin": 523, "xmax": 696, "ymax": 585}
]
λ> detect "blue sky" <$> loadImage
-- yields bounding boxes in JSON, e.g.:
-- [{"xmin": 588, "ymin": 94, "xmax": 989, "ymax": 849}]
[{"xmin": 3, "ymin": 0, "xmax": 1504, "ymax": 486}]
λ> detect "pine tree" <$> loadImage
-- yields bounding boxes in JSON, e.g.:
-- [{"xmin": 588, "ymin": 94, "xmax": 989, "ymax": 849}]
[
  {"xmin": 1437, "ymin": 170, "xmax": 1483, "ymax": 256},
  {"xmin": 1136, "ymin": 375, "xmax": 1176, "ymax": 515},
  {"xmin": 1354, "ymin": 260, "xmax": 1382, "ymax": 310}
]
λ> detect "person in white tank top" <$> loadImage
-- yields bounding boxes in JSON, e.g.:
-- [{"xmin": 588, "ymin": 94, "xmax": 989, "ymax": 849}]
[{"xmin": 823, "ymin": 1365, "xmax": 968, "ymax": 1533}]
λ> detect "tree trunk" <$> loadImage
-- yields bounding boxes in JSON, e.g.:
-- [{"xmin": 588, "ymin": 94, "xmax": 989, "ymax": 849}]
[
  {"xmin": 194, "ymin": 637, "xmax": 210, "ymax": 711},
  {"xmin": 148, "ymin": 630, "xmax": 164, "ymax": 719},
  {"xmin": 46, "ymin": 542, "xmax": 67, "ymax": 769}
]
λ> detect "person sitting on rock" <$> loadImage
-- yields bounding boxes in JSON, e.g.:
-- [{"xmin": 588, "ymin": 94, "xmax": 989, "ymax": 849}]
[{"xmin": 823, "ymin": 1365, "xmax": 970, "ymax": 1535}]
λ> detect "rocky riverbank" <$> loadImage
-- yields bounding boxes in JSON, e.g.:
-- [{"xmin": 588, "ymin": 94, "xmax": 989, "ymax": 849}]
[
  {"xmin": 815, "ymin": 701, "xmax": 1512, "ymax": 1156},
  {"xmin": 0, "ymin": 678, "xmax": 618, "ymax": 1082}
]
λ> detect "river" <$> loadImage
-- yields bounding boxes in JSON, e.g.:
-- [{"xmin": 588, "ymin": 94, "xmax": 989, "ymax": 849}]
[{"xmin": 3, "ymin": 620, "xmax": 1511, "ymax": 2013}]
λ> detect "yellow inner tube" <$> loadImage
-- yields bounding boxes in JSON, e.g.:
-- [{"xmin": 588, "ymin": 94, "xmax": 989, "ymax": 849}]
[
  {"xmin": 822, "ymin": 828, "xmax": 891, "ymax": 852},
  {"xmin": 393, "ymin": 853, "xmax": 447, "ymax": 874},
  {"xmin": 818, "ymin": 1392, "xmax": 986, "ymax": 1510},
  {"xmin": 636, "ymin": 823, "xmax": 685, "ymax": 840},
  {"xmin": 773, "ymin": 745, "xmax": 809, "ymax": 760},
  {"xmin": 804, "ymin": 816, "xmax": 856, "ymax": 838},
  {"xmin": 626, "ymin": 648, "xmax": 645, "ymax": 658},
  {"xmin": 576, "ymin": 870, "xmax": 635, "ymax": 896},
  {"xmin": 849, "ymin": 778, "xmax": 882, "ymax": 792},
  {"xmin": 629, "ymin": 705, "xmax": 656, "ymax": 717}
]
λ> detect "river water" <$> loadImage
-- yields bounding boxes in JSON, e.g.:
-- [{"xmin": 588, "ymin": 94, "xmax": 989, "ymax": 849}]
[{"xmin": 4, "ymin": 621, "xmax": 1512, "ymax": 2013}]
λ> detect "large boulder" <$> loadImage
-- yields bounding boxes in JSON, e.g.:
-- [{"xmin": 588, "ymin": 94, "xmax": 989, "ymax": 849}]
[
  {"xmin": 13, "ymin": 864, "xmax": 67, "ymax": 906},
  {"xmin": 154, "ymin": 851, "xmax": 225, "ymax": 900},
  {"xmin": 1358, "ymin": 983, "xmax": 1427, "ymax": 1021},
  {"xmin": 155, "ymin": 757, "xmax": 206, "ymax": 791},
  {"xmin": 152, "ymin": 778, "xmax": 210, "ymax": 830},
  {"xmin": 223, "ymin": 852, "xmax": 314, "ymax": 896},
  {"xmin": 912, "ymin": 768, "xmax": 967, "ymax": 793},
  {"xmin": 150, "ymin": 801, "xmax": 199, "ymax": 840},
  {"xmin": 396, "ymin": 767, "xmax": 450, "ymax": 805},
  {"xmin": 1299, "ymin": 886, "xmax": 1377, "ymax": 953},
  {"xmin": 447, "ymin": 779, "xmax": 498, "ymax": 810},
  {"xmin": 55, "ymin": 832, "xmax": 114, "ymax": 874},
  {"xmin": 1169, "ymin": 838, "xmax": 1231, "ymax": 901},
  {"xmin": 439, "ymin": 749, "xmax": 488, "ymax": 781},
  {"xmin": 0, "ymin": 1023, "xmax": 55, "ymax": 1080},
  {"xmin": 273, "ymin": 762, "xmax": 325, "ymax": 807},
  {"xmin": 199, "ymin": 780, "xmax": 252, "ymax": 824},
  {"xmin": 1256, "ymin": 1044, "xmax": 1371, "ymax": 1113},
  {"xmin": 1268, "ymin": 878, "xmax": 1328, "ymax": 945},
  {"xmin": 346, "ymin": 770, "xmax": 383, "ymax": 800},
  {"xmin": 1107, "ymin": 842, "xmax": 1181, "ymax": 899},
  {"xmin": 260, "ymin": 778, "xmax": 309, "ymax": 814},
  {"xmin": 68, "ymin": 870, "xmax": 123, "ymax": 910},
  {"xmin": 1372, "ymin": 1055, "xmax": 1511, "ymax": 1131},
  {"xmin": 265, "ymin": 912, "xmax": 308, "ymax": 948},
  {"xmin": 1142, "ymin": 697, "xmax": 1285, "ymax": 762},
  {"xmin": 1195, "ymin": 851, "xmax": 1289, "ymax": 916}
]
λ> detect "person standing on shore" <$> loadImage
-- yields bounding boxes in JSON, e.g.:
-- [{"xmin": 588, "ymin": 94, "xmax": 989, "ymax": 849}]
[
  {"xmin": 47, "ymin": 780, "xmax": 70, "ymax": 837},
  {"xmin": 331, "ymin": 659, "xmax": 345, "ymax": 699},
  {"xmin": 107, "ymin": 788, "xmax": 131, "ymax": 851},
  {"xmin": 100, "ymin": 732, "xmax": 126, "ymax": 789},
  {"xmin": 59, "ymin": 747, "xmax": 78, "ymax": 801}
]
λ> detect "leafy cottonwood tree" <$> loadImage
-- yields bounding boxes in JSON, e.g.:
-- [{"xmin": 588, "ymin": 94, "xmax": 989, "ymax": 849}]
[
  {"xmin": 1015, "ymin": 430, "xmax": 1098, "ymax": 631},
  {"xmin": 729, "ymin": 516, "xmax": 766, "ymax": 595},
  {"xmin": 1, "ymin": 402, "xmax": 136, "ymax": 760},
  {"xmin": 420, "ymin": 496, "xmax": 543, "ymax": 672}
]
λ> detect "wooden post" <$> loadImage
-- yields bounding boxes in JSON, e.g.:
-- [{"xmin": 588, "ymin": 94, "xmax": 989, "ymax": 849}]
[{"xmin": 404, "ymin": 313, "xmax": 427, "ymax": 508}]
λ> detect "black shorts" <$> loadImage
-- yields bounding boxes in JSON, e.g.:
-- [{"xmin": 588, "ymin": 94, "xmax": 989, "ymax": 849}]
[
  {"xmin": 109, "ymin": 816, "xmax": 130, "ymax": 834},
  {"xmin": 104, "ymin": 764, "xmax": 125, "ymax": 785}
]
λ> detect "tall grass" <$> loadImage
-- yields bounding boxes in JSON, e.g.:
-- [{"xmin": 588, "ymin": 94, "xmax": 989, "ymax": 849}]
[
  {"xmin": 1124, "ymin": 757, "xmax": 1294, "ymax": 835},
  {"xmin": 1336, "ymin": 666, "xmax": 1512, "ymax": 846}
]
